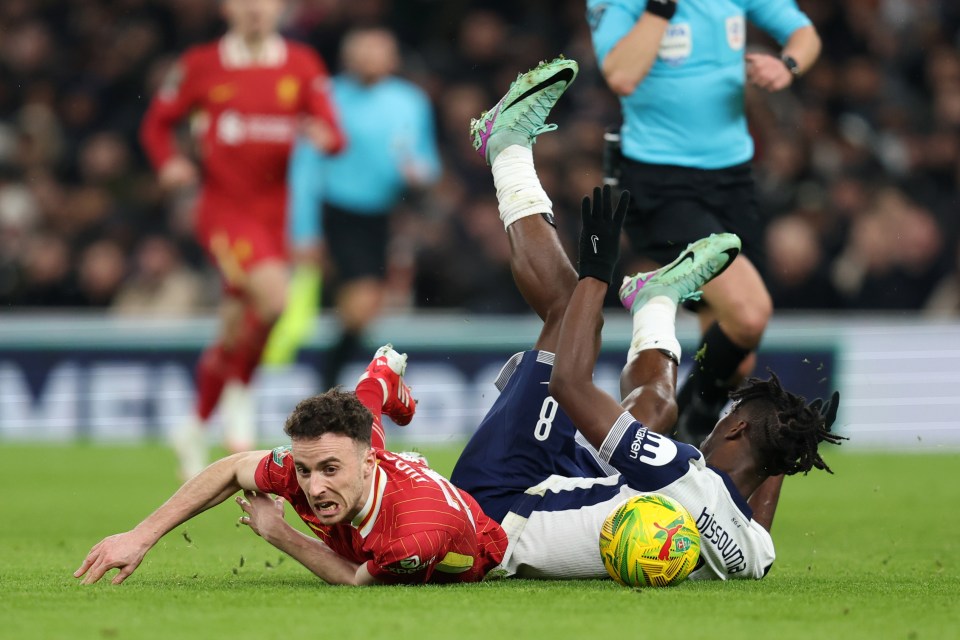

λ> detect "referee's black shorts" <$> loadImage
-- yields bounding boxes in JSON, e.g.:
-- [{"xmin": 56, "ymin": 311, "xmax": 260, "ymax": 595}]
[
  {"xmin": 618, "ymin": 158, "xmax": 766, "ymax": 275},
  {"xmin": 323, "ymin": 202, "xmax": 390, "ymax": 283}
]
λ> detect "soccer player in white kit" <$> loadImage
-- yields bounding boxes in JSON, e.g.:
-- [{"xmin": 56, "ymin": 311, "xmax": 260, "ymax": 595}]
[{"xmin": 450, "ymin": 58, "xmax": 844, "ymax": 581}]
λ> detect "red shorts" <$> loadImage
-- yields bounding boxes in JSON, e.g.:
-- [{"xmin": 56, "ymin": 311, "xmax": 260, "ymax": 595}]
[{"xmin": 195, "ymin": 198, "xmax": 288, "ymax": 297}]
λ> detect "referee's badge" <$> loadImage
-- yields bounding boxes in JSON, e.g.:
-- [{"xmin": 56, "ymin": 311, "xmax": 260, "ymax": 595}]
[
  {"xmin": 657, "ymin": 23, "xmax": 692, "ymax": 66},
  {"xmin": 726, "ymin": 15, "xmax": 745, "ymax": 51}
]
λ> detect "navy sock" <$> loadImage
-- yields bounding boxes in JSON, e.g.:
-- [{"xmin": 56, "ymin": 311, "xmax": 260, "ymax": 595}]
[{"xmin": 685, "ymin": 322, "xmax": 751, "ymax": 406}]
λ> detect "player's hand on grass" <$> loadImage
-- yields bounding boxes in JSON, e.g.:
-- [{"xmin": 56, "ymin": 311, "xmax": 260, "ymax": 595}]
[
  {"xmin": 158, "ymin": 155, "xmax": 199, "ymax": 190},
  {"xmin": 577, "ymin": 184, "xmax": 630, "ymax": 284},
  {"xmin": 237, "ymin": 490, "xmax": 287, "ymax": 541},
  {"xmin": 74, "ymin": 531, "xmax": 151, "ymax": 585}
]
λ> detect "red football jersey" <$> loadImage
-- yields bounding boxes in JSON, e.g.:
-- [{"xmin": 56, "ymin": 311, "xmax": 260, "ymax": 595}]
[
  {"xmin": 140, "ymin": 33, "xmax": 344, "ymax": 227},
  {"xmin": 254, "ymin": 447, "xmax": 509, "ymax": 584}
]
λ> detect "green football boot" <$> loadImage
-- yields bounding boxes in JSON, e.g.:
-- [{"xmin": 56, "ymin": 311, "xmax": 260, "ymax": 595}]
[
  {"xmin": 619, "ymin": 233, "xmax": 743, "ymax": 313},
  {"xmin": 470, "ymin": 57, "xmax": 579, "ymax": 165}
]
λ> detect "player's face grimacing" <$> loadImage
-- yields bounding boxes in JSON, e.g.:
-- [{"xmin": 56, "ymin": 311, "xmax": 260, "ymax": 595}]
[
  {"xmin": 223, "ymin": 0, "xmax": 285, "ymax": 40},
  {"xmin": 292, "ymin": 434, "xmax": 376, "ymax": 525}
]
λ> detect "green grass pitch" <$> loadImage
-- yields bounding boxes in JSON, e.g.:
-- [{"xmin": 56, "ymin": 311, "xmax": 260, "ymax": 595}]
[{"xmin": 2, "ymin": 444, "xmax": 957, "ymax": 640}]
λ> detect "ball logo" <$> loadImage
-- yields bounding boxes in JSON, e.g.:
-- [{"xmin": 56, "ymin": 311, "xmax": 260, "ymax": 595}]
[{"xmin": 653, "ymin": 521, "xmax": 684, "ymax": 560}]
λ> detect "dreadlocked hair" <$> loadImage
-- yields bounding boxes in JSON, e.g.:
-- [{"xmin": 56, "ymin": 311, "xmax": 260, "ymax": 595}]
[{"xmin": 729, "ymin": 373, "xmax": 846, "ymax": 476}]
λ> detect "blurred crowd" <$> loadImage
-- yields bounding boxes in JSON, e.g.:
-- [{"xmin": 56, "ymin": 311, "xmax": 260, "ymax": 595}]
[{"xmin": 0, "ymin": 0, "xmax": 959, "ymax": 315}]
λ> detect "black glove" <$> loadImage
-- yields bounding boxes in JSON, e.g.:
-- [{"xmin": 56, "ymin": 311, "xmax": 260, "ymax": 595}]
[{"xmin": 578, "ymin": 185, "xmax": 630, "ymax": 284}]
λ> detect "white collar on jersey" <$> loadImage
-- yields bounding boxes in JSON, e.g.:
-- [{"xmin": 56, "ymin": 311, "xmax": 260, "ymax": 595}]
[
  {"xmin": 219, "ymin": 32, "xmax": 287, "ymax": 68},
  {"xmin": 351, "ymin": 463, "xmax": 387, "ymax": 538}
]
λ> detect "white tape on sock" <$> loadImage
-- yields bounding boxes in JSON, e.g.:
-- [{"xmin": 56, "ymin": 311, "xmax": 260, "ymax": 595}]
[
  {"xmin": 490, "ymin": 145, "xmax": 553, "ymax": 230},
  {"xmin": 628, "ymin": 294, "xmax": 681, "ymax": 363}
]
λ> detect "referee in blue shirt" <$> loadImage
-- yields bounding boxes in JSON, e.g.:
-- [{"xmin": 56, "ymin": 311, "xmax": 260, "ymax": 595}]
[
  {"xmin": 588, "ymin": 0, "xmax": 821, "ymax": 443},
  {"xmin": 288, "ymin": 28, "xmax": 440, "ymax": 388}
]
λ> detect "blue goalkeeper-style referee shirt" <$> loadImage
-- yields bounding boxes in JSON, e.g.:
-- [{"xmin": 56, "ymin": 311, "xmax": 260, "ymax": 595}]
[
  {"xmin": 287, "ymin": 74, "xmax": 440, "ymax": 245},
  {"xmin": 587, "ymin": 0, "xmax": 811, "ymax": 169}
]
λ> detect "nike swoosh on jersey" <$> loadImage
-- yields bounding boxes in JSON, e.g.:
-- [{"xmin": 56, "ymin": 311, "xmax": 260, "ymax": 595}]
[{"xmin": 503, "ymin": 67, "xmax": 576, "ymax": 112}]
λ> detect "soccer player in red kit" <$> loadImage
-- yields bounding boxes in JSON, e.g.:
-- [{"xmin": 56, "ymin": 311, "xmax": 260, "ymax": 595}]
[
  {"xmin": 74, "ymin": 346, "xmax": 508, "ymax": 586},
  {"xmin": 140, "ymin": 0, "xmax": 345, "ymax": 479}
]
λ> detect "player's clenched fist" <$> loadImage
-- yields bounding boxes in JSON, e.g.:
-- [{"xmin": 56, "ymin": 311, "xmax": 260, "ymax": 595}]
[
  {"xmin": 74, "ymin": 531, "xmax": 151, "ymax": 585},
  {"xmin": 577, "ymin": 184, "xmax": 630, "ymax": 285}
]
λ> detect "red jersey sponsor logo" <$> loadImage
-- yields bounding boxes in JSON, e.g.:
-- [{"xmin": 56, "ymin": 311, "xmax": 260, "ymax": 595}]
[
  {"xmin": 386, "ymin": 555, "xmax": 435, "ymax": 575},
  {"xmin": 216, "ymin": 110, "xmax": 297, "ymax": 145}
]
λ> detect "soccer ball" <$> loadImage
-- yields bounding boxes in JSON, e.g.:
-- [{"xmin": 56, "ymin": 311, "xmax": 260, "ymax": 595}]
[{"xmin": 599, "ymin": 493, "xmax": 701, "ymax": 587}]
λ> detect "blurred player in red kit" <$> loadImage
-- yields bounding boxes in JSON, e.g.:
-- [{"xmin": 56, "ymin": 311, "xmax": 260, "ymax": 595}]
[
  {"xmin": 74, "ymin": 346, "xmax": 508, "ymax": 586},
  {"xmin": 140, "ymin": 0, "xmax": 345, "ymax": 479}
]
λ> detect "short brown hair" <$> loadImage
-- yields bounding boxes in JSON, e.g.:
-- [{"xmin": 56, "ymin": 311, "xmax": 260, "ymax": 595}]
[{"xmin": 283, "ymin": 389, "xmax": 373, "ymax": 445}]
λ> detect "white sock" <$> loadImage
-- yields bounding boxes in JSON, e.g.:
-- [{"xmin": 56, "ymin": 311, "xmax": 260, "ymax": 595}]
[
  {"xmin": 171, "ymin": 414, "xmax": 208, "ymax": 481},
  {"xmin": 627, "ymin": 295, "xmax": 681, "ymax": 363},
  {"xmin": 490, "ymin": 145, "xmax": 552, "ymax": 230},
  {"xmin": 222, "ymin": 381, "xmax": 256, "ymax": 452}
]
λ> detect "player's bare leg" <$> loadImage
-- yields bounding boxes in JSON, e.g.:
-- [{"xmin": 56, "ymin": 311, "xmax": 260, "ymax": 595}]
[
  {"xmin": 221, "ymin": 259, "xmax": 288, "ymax": 453},
  {"xmin": 470, "ymin": 57, "xmax": 581, "ymax": 352},
  {"xmin": 506, "ymin": 219, "xmax": 578, "ymax": 352},
  {"xmin": 617, "ymin": 234, "xmax": 742, "ymax": 438},
  {"xmin": 619, "ymin": 350, "xmax": 678, "ymax": 434},
  {"xmin": 676, "ymin": 253, "xmax": 772, "ymax": 443},
  {"xmin": 171, "ymin": 295, "xmax": 247, "ymax": 480},
  {"xmin": 696, "ymin": 256, "xmax": 769, "ymax": 382}
]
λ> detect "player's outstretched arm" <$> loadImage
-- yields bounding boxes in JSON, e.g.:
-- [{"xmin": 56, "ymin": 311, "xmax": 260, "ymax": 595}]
[
  {"xmin": 550, "ymin": 186, "xmax": 632, "ymax": 451},
  {"xmin": 236, "ymin": 489, "xmax": 382, "ymax": 586},
  {"xmin": 73, "ymin": 450, "xmax": 267, "ymax": 585}
]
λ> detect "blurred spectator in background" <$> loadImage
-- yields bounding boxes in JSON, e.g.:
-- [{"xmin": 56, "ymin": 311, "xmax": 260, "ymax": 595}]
[
  {"xmin": 926, "ymin": 236, "xmax": 960, "ymax": 316},
  {"xmin": 586, "ymin": 0, "xmax": 821, "ymax": 444},
  {"xmin": 0, "ymin": 0, "xmax": 957, "ymax": 324},
  {"xmin": 13, "ymin": 232, "xmax": 82, "ymax": 307},
  {"xmin": 286, "ymin": 26, "xmax": 440, "ymax": 389},
  {"xmin": 765, "ymin": 214, "xmax": 839, "ymax": 310},
  {"xmin": 138, "ymin": 0, "xmax": 344, "ymax": 479},
  {"xmin": 113, "ymin": 234, "xmax": 205, "ymax": 316},
  {"xmin": 77, "ymin": 238, "xmax": 126, "ymax": 307}
]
